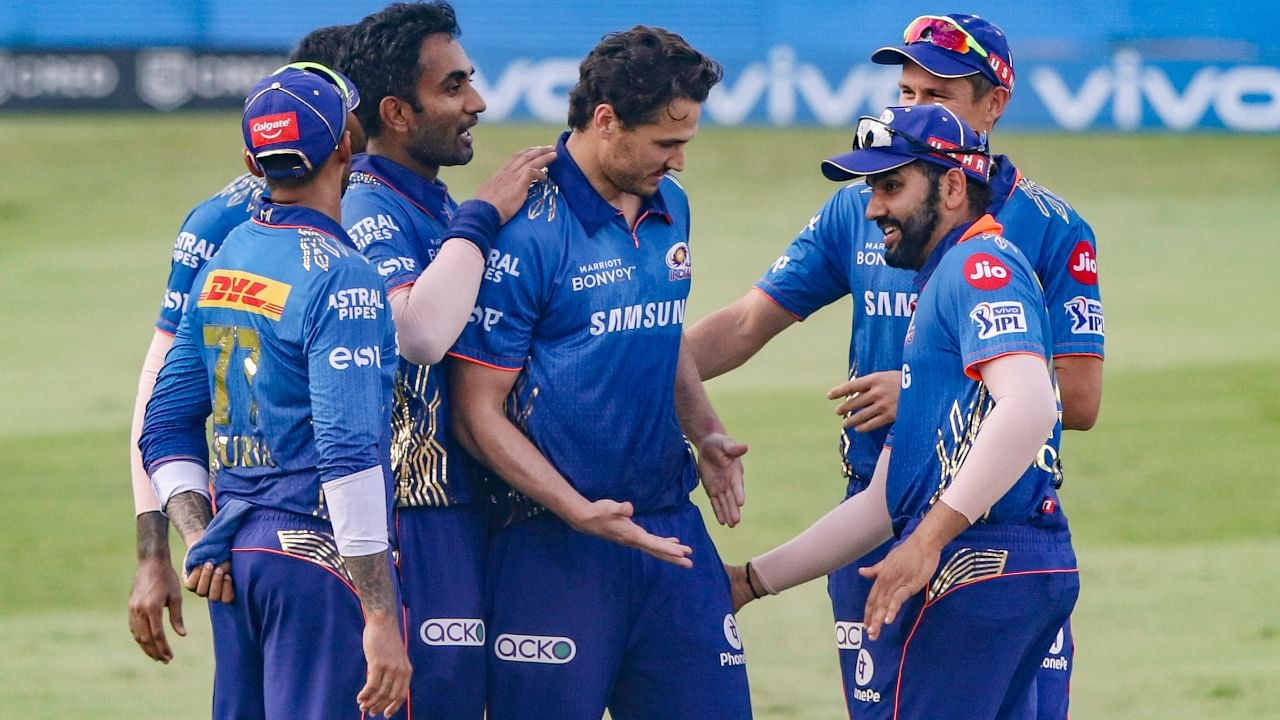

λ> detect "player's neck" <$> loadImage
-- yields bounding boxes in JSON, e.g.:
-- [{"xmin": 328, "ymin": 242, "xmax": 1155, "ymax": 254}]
[
  {"xmin": 267, "ymin": 175, "xmax": 343, "ymax": 226},
  {"xmin": 565, "ymin": 130, "xmax": 642, "ymax": 221},
  {"xmin": 367, "ymin": 139, "xmax": 440, "ymax": 183}
]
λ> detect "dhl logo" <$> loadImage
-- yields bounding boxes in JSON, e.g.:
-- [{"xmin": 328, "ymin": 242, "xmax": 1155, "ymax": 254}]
[{"xmin": 198, "ymin": 270, "xmax": 291, "ymax": 320}]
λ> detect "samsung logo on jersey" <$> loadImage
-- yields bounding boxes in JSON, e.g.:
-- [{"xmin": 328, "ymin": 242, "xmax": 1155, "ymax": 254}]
[
  {"xmin": 589, "ymin": 299, "xmax": 686, "ymax": 336},
  {"xmin": 863, "ymin": 291, "xmax": 917, "ymax": 318}
]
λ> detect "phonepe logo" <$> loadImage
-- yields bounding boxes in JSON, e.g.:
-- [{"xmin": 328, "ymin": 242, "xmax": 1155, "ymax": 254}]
[
  {"xmin": 834, "ymin": 621, "xmax": 863, "ymax": 651},
  {"xmin": 494, "ymin": 633, "xmax": 576, "ymax": 664},
  {"xmin": 420, "ymin": 618, "xmax": 485, "ymax": 647}
]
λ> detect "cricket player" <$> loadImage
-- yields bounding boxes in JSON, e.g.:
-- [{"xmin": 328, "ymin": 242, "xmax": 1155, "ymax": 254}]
[
  {"xmin": 448, "ymin": 26, "xmax": 752, "ymax": 719},
  {"xmin": 336, "ymin": 3, "xmax": 555, "ymax": 716},
  {"xmin": 126, "ymin": 27, "xmax": 366, "ymax": 663},
  {"xmin": 686, "ymin": 14, "xmax": 1102, "ymax": 717},
  {"xmin": 731, "ymin": 103, "xmax": 1079, "ymax": 718},
  {"xmin": 139, "ymin": 67, "xmax": 409, "ymax": 718}
]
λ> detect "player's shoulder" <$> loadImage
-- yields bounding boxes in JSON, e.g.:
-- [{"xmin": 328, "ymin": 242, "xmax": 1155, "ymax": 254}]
[
  {"xmin": 1003, "ymin": 171, "xmax": 1091, "ymax": 234},
  {"xmin": 182, "ymin": 174, "xmax": 263, "ymax": 232}
]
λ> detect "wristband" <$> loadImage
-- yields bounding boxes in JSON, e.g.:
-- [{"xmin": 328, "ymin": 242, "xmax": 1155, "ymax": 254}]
[
  {"xmin": 744, "ymin": 560, "xmax": 766, "ymax": 600},
  {"xmin": 445, "ymin": 199, "xmax": 501, "ymax": 259}
]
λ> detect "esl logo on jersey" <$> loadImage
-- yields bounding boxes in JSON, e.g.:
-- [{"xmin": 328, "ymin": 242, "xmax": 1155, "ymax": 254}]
[
  {"xmin": 834, "ymin": 621, "xmax": 863, "ymax": 651},
  {"xmin": 1064, "ymin": 296, "xmax": 1105, "ymax": 336},
  {"xmin": 420, "ymin": 618, "xmax": 485, "ymax": 647},
  {"xmin": 970, "ymin": 301, "xmax": 1027, "ymax": 340},
  {"xmin": 666, "ymin": 241, "xmax": 691, "ymax": 281},
  {"xmin": 720, "ymin": 614, "xmax": 746, "ymax": 667},
  {"xmin": 494, "ymin": 633, "xmax": 576, "ymax": 664},
  {"xmin": 328, "ymin": 345, "xmax": 382, "ymax": 370}
]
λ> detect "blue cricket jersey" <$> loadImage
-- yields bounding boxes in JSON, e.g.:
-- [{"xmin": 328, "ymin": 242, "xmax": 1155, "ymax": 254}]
[
  {"xmin": 155, "ymin": 173, "xmax": 266, "ymax": 334},
  {"xmin": 887, "ymin": 215, "xmax": 1066, "ymax": 535},
  {"xmin": 140, "ymin": 201, "xmax": 398, "ymax": 518},
  {"xmin": 342, "ymin": 153, "xmax": 482, "ymax": 508},
  {"xmin": 450, "ymin": 132, "xmax": 699, "ymax": 523},
  {"xmin": 755, "ymin": 155, "xmax": 1103, "ymax": 496}
]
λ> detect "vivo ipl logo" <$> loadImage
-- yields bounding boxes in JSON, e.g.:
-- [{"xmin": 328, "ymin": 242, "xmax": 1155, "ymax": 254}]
[
  {"xmin": 1064, "ymin": 296, "xmax": 1105, "ymax": 336},
  {"xmin": 970, "ymin": 301, "xmax": 1028, "ymax": 340},
  {"xmin": 494, "ymin": 633, "xmax": 576, "ymax": 664}
]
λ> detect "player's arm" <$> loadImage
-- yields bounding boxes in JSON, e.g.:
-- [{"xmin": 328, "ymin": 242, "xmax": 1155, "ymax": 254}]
[
  {"xmin": 450, "ymin": 359, "xmax": 694, "ymax": 567},
  {"xmin": 726, "ymin": 446, "xmax": 895, "ymax": 612},
  {"xmin": 1056, "ymin": 355, "xmax": 1102, "ymax": 430},
  {"xmin": 388, "ymin": 146, "xmax": 556, "ymax": 365},
  {"xmin": 859, "ymin": 352, "xmax": 1057, "ymax": 640},
  {"xmin": 685, "ymin": 289, "xmax": 796, "ymax": 380},
  {"xmin": 127, "ymin": 329, "xmax": 187, "ymax": 662},
  {"xmin": 674, "ymin": 336, "xmax": 749, "ymax": 527},
  {"xmin": 308, "ymin": 266, "xmax": 410, "ymax": 718}
]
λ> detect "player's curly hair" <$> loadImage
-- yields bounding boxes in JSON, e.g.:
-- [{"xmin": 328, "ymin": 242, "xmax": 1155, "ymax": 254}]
[
  {"xmin": 287, "ymin": 24, "xmax": 353, "ymax": 67},
  {"xmin": 335, "ymin": 1, "xmax": 461, "ymax": 139},
  {"xmin": 568, "ymin": 25, "xmax": 723, "ymax": 131}
]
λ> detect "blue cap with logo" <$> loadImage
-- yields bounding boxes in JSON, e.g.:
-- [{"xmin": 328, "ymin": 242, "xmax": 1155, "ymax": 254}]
[
  {"xmin": 241, "ymin": 64, "xmax": 359, "ymax": 179},
  {"xmin": 871, "ymin": 14, "xmax": 1015, "ymax": 92},
  {"xmin": 821, "ymin": 104, "xmax": 991, "ymax": 183}
]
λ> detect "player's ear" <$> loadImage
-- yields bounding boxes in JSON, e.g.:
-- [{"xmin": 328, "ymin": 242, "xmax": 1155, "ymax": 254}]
[
  {"xmin": 379, "ymin": 95, "xmax": 413, "ymax": 135},
  {"xmin": 243, "ymin": 148, "xmax": 265, "ymax": 177},
  {"xmin": 984, "ymin": 86, "xmax": 1010, "ymax": 127},
  {"xmin": 336, "ymin": 131, "xmax": 353, "ymax": 165},
  {"xmin": 942, "ymin": 168, "xmax": 968, "ymax": 211},
  {"xmin": 593, "ymin": 103, "xmax": 619, "ymax": 136}
]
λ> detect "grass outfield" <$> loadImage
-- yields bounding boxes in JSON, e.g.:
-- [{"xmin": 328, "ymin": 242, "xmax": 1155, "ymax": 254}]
[{"xmin": 1, "ymin": 115, "xmax": 1277, "ymax": 717}]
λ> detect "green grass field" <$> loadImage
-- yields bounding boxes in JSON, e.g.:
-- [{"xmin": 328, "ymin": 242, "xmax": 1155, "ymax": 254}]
[{"xmin": 1, "ymin": 115, "xmax": 1278, "ymax": 717}]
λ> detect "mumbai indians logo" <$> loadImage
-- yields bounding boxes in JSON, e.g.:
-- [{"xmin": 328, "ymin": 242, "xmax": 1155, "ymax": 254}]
[
  {"xmin": 1064, "ymin": 296, "xmax": 1105, "ymax": 336},
  {"xmin": 198, "ymin": 270, "xmax": 290, "ymax": 320},
  {"xmin": 666, "ymin": 241, "xmax": 691, "ymax": 281},
  {"xmin": 420, "ymin": 618, "xmax": 485, "ymax": 647},
  {"xmin": 494, "ymin": 633, "xmax": 576, "ymax": 664},
  {"xmin": 969, "ymin": 300, "xmax": 1027, "ymax": 340}
]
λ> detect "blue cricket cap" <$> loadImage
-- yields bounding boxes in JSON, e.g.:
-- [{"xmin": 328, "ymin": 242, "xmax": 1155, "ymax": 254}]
[
  {"xmin": 821, "ymin": 104, "xmax": 991, "ymax": 183},
  {"xmin": 871, "ymin": 13, "xmax": 1015, "ymax": 92},
  {"xmin": 241, "ymin": 66, "xmax": 355, "ymax": 179}
]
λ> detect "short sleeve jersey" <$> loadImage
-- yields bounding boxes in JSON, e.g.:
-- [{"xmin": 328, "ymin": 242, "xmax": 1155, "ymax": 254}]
[
  {"xmin": 886, "ymin": 215, "xmax": 1066, "ymax": 535},
  {"xmin": 753, "ymin": 182, "xmax": 916, "ymax": 490},
  {"xmin": 140, "ymin": 201, "xmax": 398, "ymax": 518},
  {"xmin": 341, "ymin": 154, "xmax": 481, "ymax": 508},
  {"xmin": 155, "ymin": 173, "xmax": 267, "ymax": 334},
  {"xmin": 450, "ymin": 132, "xmax": 699, "ymax": 522}
]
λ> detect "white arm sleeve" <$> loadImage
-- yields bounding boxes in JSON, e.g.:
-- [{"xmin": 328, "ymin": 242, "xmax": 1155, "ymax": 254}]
[
  {"xmin": 131, "ymin": 330, "xmax": 175, "ymax": 515},
  {"xmin": 939, "ymin": 352, "xmax": 1059, "ymax": 522},
  {"xmin": 151, "ymin": 460, "xmax": 211, "ymax": 511},
  {"xmin": 751, "ymin": 448, "xmax": 895, "ymax": 595},
  {"xmin": 390, "ymin": 238, "xmax": 486, "ymax": 366},
  {"xmin": 322, "ymin": 466, "xmax": 390, "ymax": 557}
]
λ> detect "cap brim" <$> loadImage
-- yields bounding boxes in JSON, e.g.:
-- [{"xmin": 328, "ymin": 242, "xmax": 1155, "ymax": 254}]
[
  {"xmin": 821, "ymin": 148, "xmax": 915, "ymax": 182},
  {"xmin": 870, "ymin": 44, "xmax": 983, "ymax": 80}
]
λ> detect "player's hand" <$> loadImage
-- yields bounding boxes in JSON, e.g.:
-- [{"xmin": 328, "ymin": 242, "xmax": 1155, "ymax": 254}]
[
  {"xmin": 724, "ymin": 563, "xmax": 757, "ymax": 613},
  {"xmin": 858, "ymin": 533, "xmax": 938, "ymax": 641},
  {"xmin": 183, "ymin": 559, "xmax": 235, "ymax": 604},
  {"xmin": 569, "ymin": 499, "xmax": 694, "ymax": 568},
  {"xmin": 128, "ymin": 556, "xmax": 186, "ymax": 663},
  {"xmin": 697, "ymin": 433, "xmax": 749, "ymax": 527},
  {"xmin": 357, "ymin": 611, "xmax": 412, "ymax": 718},
  {"xmin": 472, "ymin": 145, "xmax": 558, "ymax": 223},
  {"xmin": 828, "ymin": 371, "xmax": 902, "ymax": 433}
]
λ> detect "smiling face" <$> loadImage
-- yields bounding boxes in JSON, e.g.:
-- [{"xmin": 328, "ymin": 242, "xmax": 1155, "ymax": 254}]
[
  {"xmin": 599, "ymin": 97, "xmax": 701, "ymax": 198},
  {"xmin": 895, "ymin": 61, "xmax": 1007, "ymax": 134},
  {"xmin": 864, "ymin": 163, "xmax": 944, "ymax": 271},
  {"xmin": 403, "ymin": 33, "xmax": 485, "ymax": 170}
]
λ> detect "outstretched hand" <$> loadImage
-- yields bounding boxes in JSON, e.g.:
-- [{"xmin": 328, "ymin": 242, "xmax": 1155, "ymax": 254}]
[
  {"xmin": 858, "ymin": 534, "xmax": 937, "ymax": 641},
  {"xmin": 570, "ymin": 499, "xmax": 694, "ymax": 568},
  {"xmin": 828, "ymin": 371, "xmax": 902, "ymax": 433},
  {"xmin": 472, "ymin": 145, "xmax": 557, "ymax": 223},
  {"xmin": 698, "ymin": 433, "xmax": 749, "ymax": 527}
]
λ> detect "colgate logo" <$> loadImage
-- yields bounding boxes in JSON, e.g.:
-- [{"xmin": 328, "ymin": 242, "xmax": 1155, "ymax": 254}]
[
  {"xmin": 963, "ymin": 252, "xmax": 1012, "ymax": 290},
  {"xmin": 1068, "ymin": 241, "xmax": 1099, "ymax": 285},
  {"xmin": 249, "ymin": 112, "xmax": 299, "ymax": 147}
]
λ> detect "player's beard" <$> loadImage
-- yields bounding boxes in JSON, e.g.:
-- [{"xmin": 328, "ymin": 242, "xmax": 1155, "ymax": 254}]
[
  {"xmin": 601, "ymin": 134, "xmax": 665, "ymax": 198},
  {"xmin": 405, "ymin": 117, "xmax": 475, "ymax": 169},
  {"xmin": 883, "ymin": 180, "xmax": 942, "ymax": 270}
]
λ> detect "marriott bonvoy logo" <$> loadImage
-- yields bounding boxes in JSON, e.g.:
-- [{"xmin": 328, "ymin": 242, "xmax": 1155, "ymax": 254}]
[{"xmin": 249, "ymin": 112, "xmax": 298, "ymax": 147}]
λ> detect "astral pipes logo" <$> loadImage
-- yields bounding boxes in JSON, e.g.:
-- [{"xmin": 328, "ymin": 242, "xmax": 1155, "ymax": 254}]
[
  {"xmin": 249, "ymin": 112, "xmax": 298, "ymax": 147},
  {"xmin": 494, "ymin": 633, "xmax": 576, "ymax": 664}
]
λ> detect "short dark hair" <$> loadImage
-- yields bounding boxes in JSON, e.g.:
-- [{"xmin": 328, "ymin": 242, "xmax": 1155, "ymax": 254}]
[
  {"xmin": 288, "ymin": 24, "xmax": 353, "ymax": 67},
  {"xmin": 918, "ymin": 160, "xmax": 991, "ymax": 217},
  {"xmin": 963, "ymin": 73, "xmax": 998, "ymax": 103},
  {"xmin": 567, "ymin": 25, "xmax": 723, "ymax": 131},
  {"xmin": 336, "ymin": 1, "xmax": 461, "ymax": 139}
]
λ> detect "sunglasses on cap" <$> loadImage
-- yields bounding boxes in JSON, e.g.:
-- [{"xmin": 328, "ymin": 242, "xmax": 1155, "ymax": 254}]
[
  {"xmin": 902, "ymin": 15, "xmax": 989, "ymax": 58},
  {"xmin": 854, "ymin": 115, "xmax": 988, "ymax": 157},
  {"xmin": 273, "ymin": 61, "xmax": 359, "ymax": 111}
]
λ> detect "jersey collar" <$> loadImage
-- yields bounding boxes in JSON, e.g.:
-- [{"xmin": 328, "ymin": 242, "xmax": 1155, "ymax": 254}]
[
  {"xmin": 253, "ymin": 199, "xmax": 350, "ymax": 243},
  {"xmin": 547, "ymin": 131, "xmax": 672, "ymax": 238},
  {"xmin": 984, "ymin": 154, "xmax": 1021, "ymax": 216},
  {"xmin": 913, "ymin": 213, "xmax": 1004, "ymax": 291},
  {"xmin": 350, "ymin": 153, "xmax": 452, "ymax": 219}
]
